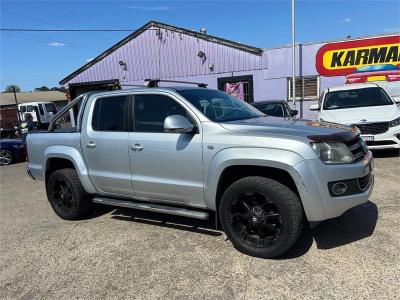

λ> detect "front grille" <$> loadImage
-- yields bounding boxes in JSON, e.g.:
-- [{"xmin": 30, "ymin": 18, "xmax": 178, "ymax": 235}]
[
  {"xmin": 352, "ymin": 122, "xmax": 389, "ymax": 135},
  {"xmin": 345, "ymin": 136, "xmax": 366, "ymax": 162},
  {"xmin": 358, "ymin": 173, "xmax": 372, "ymax": 191}
]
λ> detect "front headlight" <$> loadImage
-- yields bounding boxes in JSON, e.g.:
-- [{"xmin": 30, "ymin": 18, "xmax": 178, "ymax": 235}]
[
  {"xmin": 389, "ymin": 116, "xmax": 400, "ymax": 127},
  {"xmin": 311, "ymin": 142, "xmax": 354, "ymax": 164}
]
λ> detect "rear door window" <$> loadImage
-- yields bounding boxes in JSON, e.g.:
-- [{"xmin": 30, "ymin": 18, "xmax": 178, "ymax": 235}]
[{"xmin": 92, "ymin": 96, "xmax": 128, "ymax": 131}]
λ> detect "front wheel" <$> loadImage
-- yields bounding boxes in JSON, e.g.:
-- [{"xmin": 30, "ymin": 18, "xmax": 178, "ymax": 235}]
[
  {"xmin": 219, "ymin": 176, "xmax": 304, "ymax": 258},
  {"xmin": 46, "ymin": 168, "xmax": 91, "ymax": 220}
]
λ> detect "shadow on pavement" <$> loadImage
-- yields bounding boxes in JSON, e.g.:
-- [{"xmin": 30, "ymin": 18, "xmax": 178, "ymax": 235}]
[
  {"xmin": 106, "ymin": 200, "xmax": 378, "ymax": 258},
  {"xmin": 281, "ymin": 201, "xmax": 378, "ymax": 259},
  {"xmin": 371, "ymin": 149, "xmax": 399, "ymax": 158}
]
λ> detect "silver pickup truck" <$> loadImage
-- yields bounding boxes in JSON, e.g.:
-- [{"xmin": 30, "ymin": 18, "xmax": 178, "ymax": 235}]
[{"xmin": 26, "ymin": 82, "xmax": 374, "ymax": 258}]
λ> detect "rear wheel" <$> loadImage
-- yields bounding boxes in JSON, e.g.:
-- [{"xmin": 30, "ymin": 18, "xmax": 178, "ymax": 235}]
[
  {"xmin": 219, "ymin": 176, "xmax": 303, "ymax": 258},
  {"xmin": 0, "ymin": 150, "xmax": 13, "ymax": 166},
  {"xmin": 46, "ymin": 168, "xmax": 91, "ymax": 220}
]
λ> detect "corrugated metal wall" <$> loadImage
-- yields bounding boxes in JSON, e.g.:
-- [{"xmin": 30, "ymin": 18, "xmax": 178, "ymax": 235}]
[{"xmin": 66, "ymin": 26, "xmax": 266, "ymax": 86}]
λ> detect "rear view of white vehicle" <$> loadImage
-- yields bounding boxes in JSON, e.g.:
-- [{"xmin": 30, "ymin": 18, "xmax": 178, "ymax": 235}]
[
  {"xmin": 310, "ymin": 83, "xmax": 400, "ymax": 150},
  {"xmin": 18, "ymin": 102, "xmax": 58, "ymax": 128}
]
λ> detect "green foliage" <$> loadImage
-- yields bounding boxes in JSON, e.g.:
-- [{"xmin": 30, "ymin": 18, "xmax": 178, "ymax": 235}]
[{"xmin": 3, "ymin": 84, "xmax": 21, "ymax": 93}]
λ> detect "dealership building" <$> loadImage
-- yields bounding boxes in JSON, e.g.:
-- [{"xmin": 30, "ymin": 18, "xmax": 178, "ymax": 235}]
[{"xmin": 60, "ymin": 21, "xmax": 399, "ymax": 119}]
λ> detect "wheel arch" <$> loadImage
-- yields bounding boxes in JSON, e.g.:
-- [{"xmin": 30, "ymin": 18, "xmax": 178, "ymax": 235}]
[
  {"xmin": 44, "ymin": 145, "xmax": 97, "ymax": 194},
  {"xmin": 204, "ymin": 147, "xmax": 325, "ymax": 226}
]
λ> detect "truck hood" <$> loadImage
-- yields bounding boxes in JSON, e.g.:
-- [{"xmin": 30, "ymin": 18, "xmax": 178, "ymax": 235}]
[
  {"xmin": 320, "ymin": 104, "xmax": 400, "ymax": 124},
  {"xmin": 220, "ymin": 117, "xmax": 359, "ymax": 142}
]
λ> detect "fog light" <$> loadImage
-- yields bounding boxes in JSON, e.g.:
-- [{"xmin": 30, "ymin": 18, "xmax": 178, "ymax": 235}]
[{"xmin": 332, "ymin": 182, "xmax": 348, "ymax": 195}]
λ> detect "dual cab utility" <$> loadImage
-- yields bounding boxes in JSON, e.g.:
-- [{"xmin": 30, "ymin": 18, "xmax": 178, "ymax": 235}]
[{"xmin": 26, "ymin": 82, "xmax": 374, "ymax": 258}]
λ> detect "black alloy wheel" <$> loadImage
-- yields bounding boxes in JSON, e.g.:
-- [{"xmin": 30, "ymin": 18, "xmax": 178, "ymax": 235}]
[
  {"xmin": 219, "ymin": 176, "xmax": 304, "ymax": 258},
  {"xmin": 229, "ymin": 191, "xmax": 283, "ymax": 248},
  {"xmin": 46, "ymin": 168, "xmax": 91, "ymax": 220}
]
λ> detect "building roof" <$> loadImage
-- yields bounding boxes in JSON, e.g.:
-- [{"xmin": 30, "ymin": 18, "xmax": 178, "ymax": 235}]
[
  {"xmin": 59, "ymin": 21, "xmax": 263, "ymax": 85},
  {"xmin": 0, "ymin": 91, "xmax": 67, "ymax": 106}
]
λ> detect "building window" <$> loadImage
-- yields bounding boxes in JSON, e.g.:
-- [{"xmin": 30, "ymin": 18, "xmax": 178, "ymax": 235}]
[
  {"xmin": 288, "ymin": 76, "xmax": 320, "ymax": 100},
  {"xmin": 217, "ymin": 75, "xmax": 254, "ymax": 103}
]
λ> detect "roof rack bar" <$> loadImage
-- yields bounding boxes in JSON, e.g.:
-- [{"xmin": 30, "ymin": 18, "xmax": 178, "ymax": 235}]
[
  {"xmin": 145, "ymin": 79, "xmax": 208, "ymax": 88},
  {"xmin": 117, "ymin": 83, "xmax": 148, "ymax": 87}
]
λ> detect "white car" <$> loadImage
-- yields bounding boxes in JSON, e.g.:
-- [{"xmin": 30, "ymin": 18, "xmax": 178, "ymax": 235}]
[{"xmin": 310, "ymin": 83, "xmax": 400, "ymax": 150}]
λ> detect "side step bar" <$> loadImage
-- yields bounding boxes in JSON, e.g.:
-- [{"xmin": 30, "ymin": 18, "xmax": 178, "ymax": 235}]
[{"xmin": 93, "ymin": 197, "xmax": 209, "ymax": 220}]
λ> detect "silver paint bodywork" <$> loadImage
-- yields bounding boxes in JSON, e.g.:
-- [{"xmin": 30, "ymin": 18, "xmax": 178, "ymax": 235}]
[{"xmin": 27, "ymin": 88, "xmax": 374, "ymax": 222}]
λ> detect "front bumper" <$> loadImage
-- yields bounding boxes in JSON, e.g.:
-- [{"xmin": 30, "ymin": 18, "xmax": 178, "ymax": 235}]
[
  {"xmin": 362, "ymin": 126, "xmax": 400, "ymax": 150},
  {"xmin": 293, "ymin": 151, "xmax": 374, "ymax": 222}
]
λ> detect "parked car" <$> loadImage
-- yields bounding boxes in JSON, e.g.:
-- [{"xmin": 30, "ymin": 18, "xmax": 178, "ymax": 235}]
[
  {"xmin": 310, "ymin": 83, "xmax": 400, "ymax": 150},
  {"xmin": 345, "ymin": 64, "xmax": 400, "ymax": 84},
  {"xmin": 251, "ymin": 100, "xmax": 298, "ymax": 117},
  {"xmin": 18, "ymin": 102, "xmax": 58, "ymax": 129},
  {"xmin": 0, "ymin": 138, "xmax": 25, "ymax": 166},
  {"xmin": 26, "ymin": 81, "xmax": 374, "ymax": 258}
]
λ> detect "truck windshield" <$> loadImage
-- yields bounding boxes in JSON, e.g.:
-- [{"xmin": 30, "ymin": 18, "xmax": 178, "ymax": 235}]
[
  {"xmin": 323, "ymin": 87, "xmax": 394, "ymax": 110},
  {"xmin": 178, "ymin": 89, "xmax": 264, "ymax": 122},
  {"xmin": 45, "ymin": 103, "xmax": 57, "ymax": 114}
]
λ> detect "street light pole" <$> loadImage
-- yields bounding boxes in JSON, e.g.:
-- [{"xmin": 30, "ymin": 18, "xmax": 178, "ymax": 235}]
[{"xmin": 291, "ymin": 0, "xmax": 296, "ymax": 106}]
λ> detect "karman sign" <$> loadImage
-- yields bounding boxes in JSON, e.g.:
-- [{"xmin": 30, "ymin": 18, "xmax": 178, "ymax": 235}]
[{"xmin": 316, "ymin": 35, "xmax": 400, "ymax": 78}]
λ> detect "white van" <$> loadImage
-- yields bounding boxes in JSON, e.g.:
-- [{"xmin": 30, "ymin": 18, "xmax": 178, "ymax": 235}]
[{"xmin": 18, "ymin": 102, "xmax": 58, "ymax": 127}]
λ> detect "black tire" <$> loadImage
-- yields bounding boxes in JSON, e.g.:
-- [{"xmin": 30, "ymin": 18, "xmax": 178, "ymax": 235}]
[
  {"xmin": 46, "ymin": 168, "xmax": 91, "ymax": 220},
  {"xmin": 219, "ymin": 176, "xmax": 303, "ymax": 258}
]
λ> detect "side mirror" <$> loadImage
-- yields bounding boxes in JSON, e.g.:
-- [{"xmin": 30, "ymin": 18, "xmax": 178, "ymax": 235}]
[
  {"xmin": 164, "ymin": 115, "xmax": 196, "ymax": 134},
  {"xmin": 290, "ymin": 109, "xmax": 298, "ymax": 117},
  {"xmin": 309, "ymin": 104, "xmax": 319, "ymax": 111},
  {"xmin": 393, "ymin": 97, "xmax": 400, "ymax": 104}
]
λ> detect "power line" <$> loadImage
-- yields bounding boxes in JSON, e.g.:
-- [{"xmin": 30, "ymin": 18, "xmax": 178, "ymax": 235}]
[
  {"xmin": 1, "ymin": 28, "xmax": 134, "ymax": 32},
  {"xmin": 3, "ymin": 31, "xmax": 100, "ymax": 52},
  {"xmin": 0, "ymin": 9, "xmax": 120, "ymax": 42}
]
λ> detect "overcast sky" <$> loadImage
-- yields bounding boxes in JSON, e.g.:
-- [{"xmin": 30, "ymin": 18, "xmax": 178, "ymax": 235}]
[{"xmin": 1, "ymin": 0, "xmax": 399, "ymax": 91}]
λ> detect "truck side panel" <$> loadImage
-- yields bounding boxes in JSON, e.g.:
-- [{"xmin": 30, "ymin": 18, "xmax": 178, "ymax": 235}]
[{"xmin": 26, "ymin": 132, "xmax": 97, "ymax": 194}]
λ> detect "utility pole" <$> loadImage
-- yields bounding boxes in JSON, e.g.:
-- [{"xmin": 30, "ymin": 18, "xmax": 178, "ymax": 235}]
[
  {"xmin": 12, "ymin": 86, "xmax": 22, "ymax": 124},
  {"xmin": 291, "ymin": 0, "xmax": 296, "ymax": 106}
]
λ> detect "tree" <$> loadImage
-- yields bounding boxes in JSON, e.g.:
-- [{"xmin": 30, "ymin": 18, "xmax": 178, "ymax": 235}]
[
  {"xmin": 3, "ymin": 84, "xmax": 21, "ymax": 93},
  {"xmin": 50, "ymin": 86, "xmax": 66, "ymax": 92},
  {"xmin": 34, "ymin": 86, "xmax": 50, "ymax": 91}
]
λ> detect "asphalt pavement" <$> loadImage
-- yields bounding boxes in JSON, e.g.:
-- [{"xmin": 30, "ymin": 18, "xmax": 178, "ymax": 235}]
[{"xmin": 0, "ymin": 151, "xmax": 399, "ymax": 299}]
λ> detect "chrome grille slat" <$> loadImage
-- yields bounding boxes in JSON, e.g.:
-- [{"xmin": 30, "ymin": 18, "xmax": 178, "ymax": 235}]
[{"xmin": 345, "ymin": 136, "xmax": 367, "ymax": 163}]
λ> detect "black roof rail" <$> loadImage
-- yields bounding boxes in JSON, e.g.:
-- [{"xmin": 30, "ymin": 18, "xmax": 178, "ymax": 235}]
[{"xmin": 145, "ymin": 79, "xmax": 208, "ymax": 88}]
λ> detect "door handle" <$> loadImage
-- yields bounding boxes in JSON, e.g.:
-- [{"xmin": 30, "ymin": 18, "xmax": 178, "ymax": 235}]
[
  {"xmin": 130, "ymin": 144, "xmax": 144, "ymax": 151},
  {"xmin": 86, "ymin": 141, "xmax": 96, "ymax": 148}
]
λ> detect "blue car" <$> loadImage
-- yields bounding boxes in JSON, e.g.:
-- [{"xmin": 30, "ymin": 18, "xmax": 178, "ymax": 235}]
[{"xmin": 0, "ymin": 139, "xmax": 26, "ymax": 166}]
